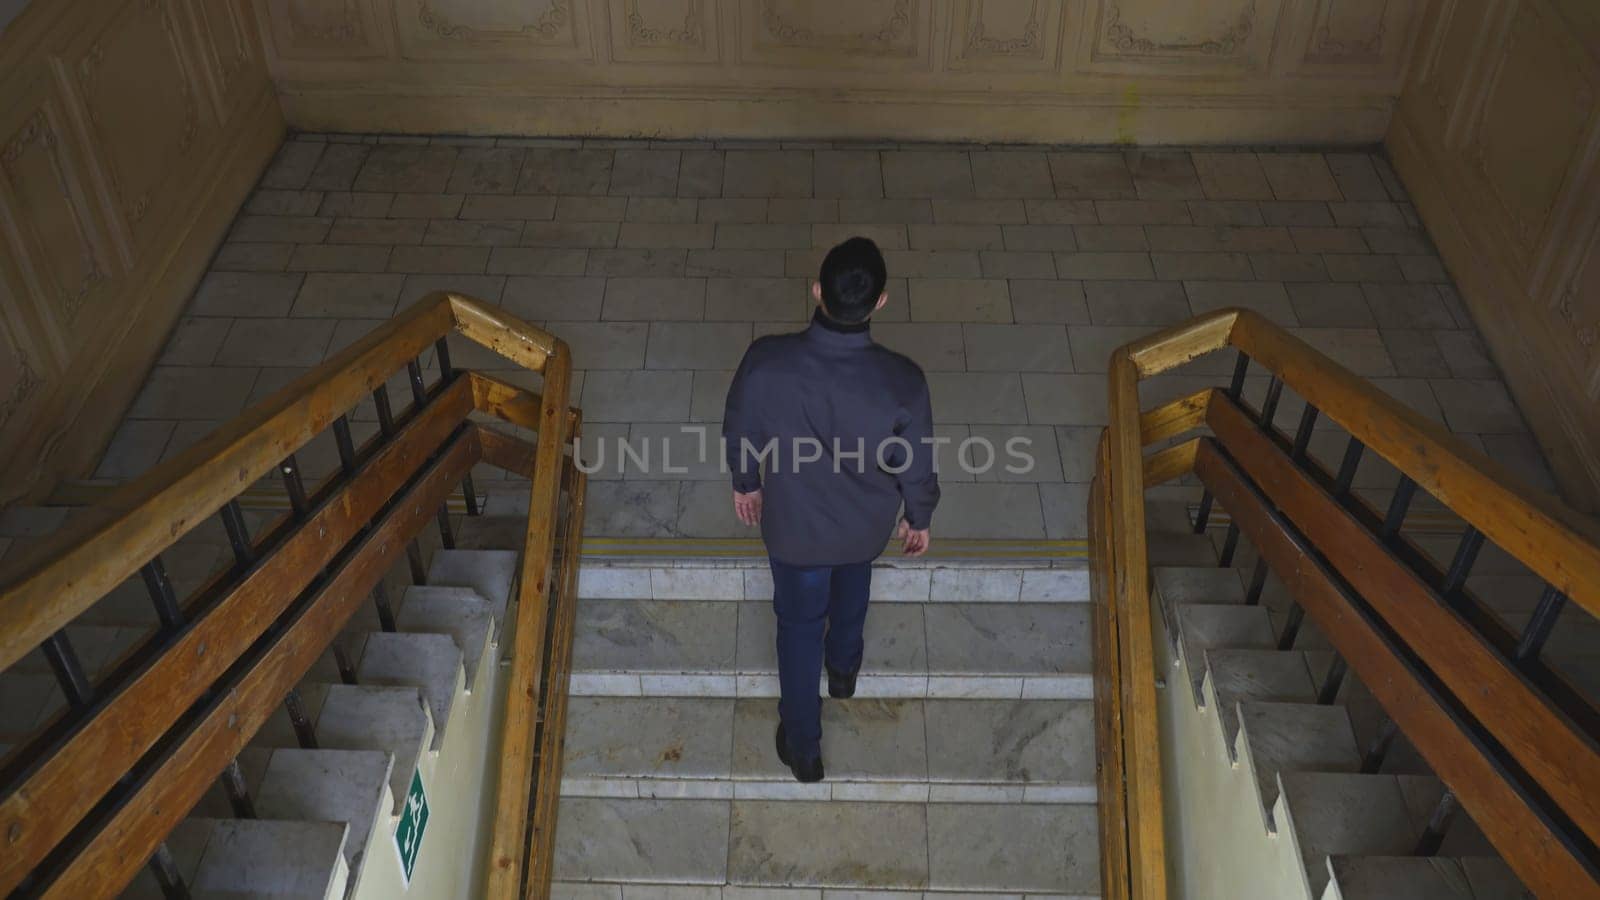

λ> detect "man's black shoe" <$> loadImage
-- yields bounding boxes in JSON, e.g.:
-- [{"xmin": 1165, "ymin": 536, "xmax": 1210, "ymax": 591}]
[
  {"xmin": 826, "ymin": 665, "xmax": 858, "ymax": 699},
  {"xmin": 775, "ymin": 723, "xmax": 824, "ymax": 783}
]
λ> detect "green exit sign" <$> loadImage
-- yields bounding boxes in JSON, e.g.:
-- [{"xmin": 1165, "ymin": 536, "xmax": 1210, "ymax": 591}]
[{"xmin": 394, "ymin": 767, "xmax": 430, "ymax": 886}]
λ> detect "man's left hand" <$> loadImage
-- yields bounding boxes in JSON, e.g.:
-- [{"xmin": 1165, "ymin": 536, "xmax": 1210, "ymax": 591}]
[{"xmin": 734, "ymin": 489, "xmax": 763, "ymax": 527}]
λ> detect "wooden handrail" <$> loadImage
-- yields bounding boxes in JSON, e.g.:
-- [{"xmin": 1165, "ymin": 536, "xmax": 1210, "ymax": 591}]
[
  {"xmin": 0, "ymin": 293, "xmax": 581, "ymax": 898},
  {"xmin": 1094, "ymin": 306, "xmax": 1600, "ymax": 900},
  {"xmin": 0, "ymin": 293, "xmax": 554, "ymax": 672}
]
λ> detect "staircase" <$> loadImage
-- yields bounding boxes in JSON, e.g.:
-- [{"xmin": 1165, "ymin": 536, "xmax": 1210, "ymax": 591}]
[
  {"xmin": 1146, "ymin": 500, "xmax": 1534, "ymax": 900},
  {"xmin": 548, "ymin": 559, "xmax": 1104, "ymax": 897},
  {"xmin": 0, "ymin": 517, "xmax": 519, "ymax": 899}
]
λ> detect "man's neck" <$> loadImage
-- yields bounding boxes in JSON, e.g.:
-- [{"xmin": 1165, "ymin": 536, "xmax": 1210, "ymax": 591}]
[{"xmin": 812, "ymin": 307, "xmax": 871, "ymax": 334}]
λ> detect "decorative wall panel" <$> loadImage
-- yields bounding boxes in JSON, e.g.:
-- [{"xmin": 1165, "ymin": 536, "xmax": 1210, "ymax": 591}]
[
  {"xmin": 394, "ymin": 0, "xmax": 594, "ymax": 61},
  {"xmin": 1390, "ymin": 0, "xmax": 1600, "ymax": 508},
  {"xmin": 946, "ymin": 0, "xmax": 1064, "ymax": 72},
  {"xmin": 740, "ymin": 0, "xmax": 932, "ymax": 69},
  {"xmin": 607, "ymin": 0, "xmax": 718, "ymax": 63},
  {"xmin": 260, "ymin": 0, "xmax": 388, "ymax": 60},
  {"xmin": 1085, "ymin": 0, "xmax": 1281, "ymax": 71},
  {"xmin": 1281, "ymin": 0, "xmax": 1418, "ymax": 76},
  {"xmin": 0, "ymin": 0, "xmax": 282, "ymax": 501},
  {"xmin": 68, "ymin": 0, "xmax": 207, "ymax": 246}
]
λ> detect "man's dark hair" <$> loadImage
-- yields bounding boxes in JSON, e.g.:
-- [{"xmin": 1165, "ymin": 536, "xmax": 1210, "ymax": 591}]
[{"xmin": 818, "ymin": 237, "xmax": 887, "ymax": 324}]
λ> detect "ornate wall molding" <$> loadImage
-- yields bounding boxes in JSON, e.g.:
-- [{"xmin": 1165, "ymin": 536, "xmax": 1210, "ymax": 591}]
[
  {"xmin": 0, "ymin": 110, "xmax": 107, "ymax": 326},
  {"xmin": 967, "ymin": 0, "xmax": 1043, "ymax": 54},
  {"xmin": 625, "ymin": 0, "xmax": 701, "ymax": 46},
  {"xmin": 417, "ymin": 1, "xmax": 571, "ymax": 41},
  {"xmin": 1102, "ymin": 0, "xmax": 1256, "ymax": 57},
  {"xmin": 757, "ymin": 0, "xmax": 919, "ymax": 54}
]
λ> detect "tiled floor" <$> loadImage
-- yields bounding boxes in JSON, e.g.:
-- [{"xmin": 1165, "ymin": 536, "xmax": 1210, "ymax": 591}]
[{"xmin": 99, "ymin": 134, "xmax": 1559, "ymax": 540}]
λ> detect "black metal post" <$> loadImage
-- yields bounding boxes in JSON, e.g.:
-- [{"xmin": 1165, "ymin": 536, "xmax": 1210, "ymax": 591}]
[
  {"xmin": 148, "ymin": 842, "xmax": 191, "ymax": 900},
  {"xmin": 1291, "ymin": 405, "xmax": 1319, "ymax": 461},
  {"xmin": 1227, "ymin": 352, "xmax": 1249, "ymax": 399},
  {"xmin": 41, "ymin": 630, "xmax": 94, "ymax": 707},
  {"xmin": 1514, "ymin": 586, "xmax": 1568, "ymax": 663},
  {"xmin": 1414, "ymin": 789, "xmax": 1460, "ymax": 856},
  {"xmin": 407, "ymin": 541, "xmax": 428, "ymax": 584},
  {"xmin": 219, "ymin": 757, "xmax": 257, "ymax": 819},
  {"xmin": 437, "ymin": 505, "xmax": 456, "ymax": 550},
  {"xmin": 1333, "ymin": 437, "xmax": 1364, "ymax": 495},
  {"xmin": 1380, "ymin": 476, "xmax": 1416, "ymax": 539},
  {"xmin": 1361, "ymin": 718, "xmax": 1399, "ymax": 774},
  {"xmin": 1192, "ymin": 493, "xmax": 1215, "ymax": 533},
  {"xmin": 1244, "ymin": 559, "xmax": 1269, "ymax": 606},
  {"xmin": 407, "ymin": 359, "xmax": 428, "ymax": 408},
  {"xmin": 140, "ymin": 557, "xmax": 184, "ymax": 630},
  {"xmin": 1276, "ymin": 603, "xmax": 1305, "ymax": 651},
  {"xmin": 332, "ymin": 415, "xmax": 357, "ymax": 476},
  {"xmin": 1317, "ymin": 654, "xmax": 1347, "ymax": 705},
  {"xmin": 435, "ymin": 337, "xmax": 454, "ymax": 381},
  {"xmin": 220, "ymin": 500, "xmax": 255, "ymax": 568},
  {"xmin": 374, "ymin": 384, "xmax": 396, "ymax": 437},
  {"xmin": 331, "ymin": 640, "xmax": 359, "ymax": 685},
  {"xmin": 461, "ymin": 473, "xmax": 481, "ymax": 517},
  {"xmin": 283, "ymin": 689, "xmax": 319, "ymax": 749},
  {"xmin": 1218, "ymin": 523, "xmax": 1241, "ymax": 567},
  {"xmin": 1440, "ymin": 526, "xmax": 1485, "ymax": 600},
  {"xmin": 280, "ymin": 454, "xmax": 309, "ymax": 518},
  {"xmin": 373, "ymin": 582, "xmax": 398, "ymax": 632},
  {"xmin": 1258, "ymin": 377, "xmax": 1284, "ymax": 430}
]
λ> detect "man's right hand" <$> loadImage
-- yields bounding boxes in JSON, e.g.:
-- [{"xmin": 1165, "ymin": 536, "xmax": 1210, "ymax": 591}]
[
  {"xmin": 897, "ymin": 518, "xmax": 930, "ymax": 557},
  {"xmin": 734, "ymin": 489, "xmax": 763, "ymax": 527}
]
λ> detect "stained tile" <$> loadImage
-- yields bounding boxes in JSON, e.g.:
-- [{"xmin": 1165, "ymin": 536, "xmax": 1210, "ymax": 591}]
[
  {"xmin": 610, "ymin": 149, "xmax": 681, "ymax": 197},
  {"xmin": 924, "ymin": 700, "xmax": 1094, "ymax": 782},
  {"xmin": 724, "ymin": 151, "xmax": 813, "ymax": 198},
  {"xmin": 582, "ymin": 370, "xmax": 695, "ymax": 421},
  {"xmin": 220, "ymin": 319, "xmax": 337, "ymax": 366},
  {"xmin": 971, "ymin": 151, "xmax": 1052, "ymax": 199},
  {"xmin": 924, "ymin": 604, "xmax": 1091, "ymax": 674},
  {"xmin": 1127, "ymin": 151, "xmax": 1203, "ymax": 200},
  {"xmin": 583, "ymin": 481, "xmax": 684, "ymax": 537},
  {"xmin": 1046, "ymin": 152, "xmax": 1134, "ymax": 199},
  {"xmin": 1191, "ymin": 152, "xmax": 1273, "ymax": 201},
  {"xmin": 1008, "ymin": 280, "xmax": 1088, "ymax": 325},
  {"xmin": 728, "ymin": 801, "xmax": 929, "ymax": 888},
  {"xmin": 501, "ymin": 276, "xmax": 606, "ymax": 320},
  {"xmin": 553, "ymin": 798, "xmax": 729, "ymax": 883},
  {"xmin": 962, "ymin": 324, "xmax": 1072, "ymax": 372},
  {"xmin": 520, "ymin": 149, "xmax": 615, "ymax": 195},
  {"xmin": 927, "ymin": 804, "xmax": 1098, "ymax": 893},
  {"xmin": 1259, "ymin": 153, "xmax": 1342, "ymax": 201},
  {"xmin": 573, "ymin": 599, "xmax": 737, "ymax": 673},
  {"xmin": 564, "ymin": 697, "xmax": 735, "ymax": 777},
  {"xmin": 353, "ymin": 145, "xmax": 457, "ymax": 193},
  {"xmin": 291, "ymin": 273, "xmax": 404, "ymax": 318},
  {"xmin": 814, "ymin": 151, "xmax": 884, "ymax": 199},
  {"xmin": 883, "ymin": 151, "xmax": 974, "ymax": 199}
]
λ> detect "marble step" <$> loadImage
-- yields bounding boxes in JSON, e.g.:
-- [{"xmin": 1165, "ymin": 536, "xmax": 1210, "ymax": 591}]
[
  {"xmin": 569, "ymin": 599, "xmax": 1092, "ymax": 699},
  {"xmin": 303, "ymin": 684, "xmax": 434, "ymax": 817},
  {"xmin": 355, "ymin": 632, "xmax": 466, "ymax": 751},
  {"xmin": 1173, "ymin": 604, "xmax": 1277, "ymax": 699},
  {"xmin": 1320, "ymin": 856, "xmax": 1530, "ymax": 900},
  {"xmin": 396, "ymin": 586, "xmax": 498, "ymax": 684},
  {"xmin": 562, "ymin": 696, "xmax": 1095, "ymax": 800},
  {"xmin": 577, "ymin": 563, "xmax": 1092, "ymax": 605},
  {"xmin": 550, "ymin": 797, "xmax": 1099, "ymax": 895},
  {"xmin": 1236, "ymin": 701, "xmax": 1361, "ymax": 826},
  {"xmin": 123, "ymin": 817, "xmax": 350, "ymax": 900},
  {"xmin": 1204, "ymin": 647, "xmax": 1318, "ymax": 750},
  {"xmin": 254, "ymin": 748, "xmax": 395, "ymax": 877},
  {"xmin": 554, "ymin": 887, "xmax": 1101, "ymax": 900},
  {"xmin": 426, "ymin": 548, "xmax": 517, "ymax": 633}
]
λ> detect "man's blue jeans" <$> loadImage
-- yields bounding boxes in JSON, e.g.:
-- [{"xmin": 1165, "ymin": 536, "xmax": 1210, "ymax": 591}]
[{"xmin": 769, "ymin": 558, "xmax": 872, "ymax": 763}]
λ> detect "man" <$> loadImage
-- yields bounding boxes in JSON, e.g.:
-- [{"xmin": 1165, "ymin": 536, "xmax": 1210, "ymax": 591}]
[{"xmin": 722, "ymin": 237, "xmax": 939, "ymax": 783}]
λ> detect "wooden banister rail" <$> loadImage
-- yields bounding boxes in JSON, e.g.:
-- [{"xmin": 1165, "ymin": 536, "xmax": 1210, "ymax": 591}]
[
  {"xmin": 0, "ymin": 293, "xmax": 583, "ymax": 898},
  {"xmin": 1093, "ymin": 307, "xmax": 1600, "ymax": 900}
]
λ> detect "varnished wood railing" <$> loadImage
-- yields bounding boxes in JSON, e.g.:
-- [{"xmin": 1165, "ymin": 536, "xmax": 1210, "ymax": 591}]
[
  {"xmin": 0, "ymin": 293, "xmax": 583, "ymax": 899},
  {"xmin": 1092, "ymin": 307, "xmax": 1600, "ymax": 900}
]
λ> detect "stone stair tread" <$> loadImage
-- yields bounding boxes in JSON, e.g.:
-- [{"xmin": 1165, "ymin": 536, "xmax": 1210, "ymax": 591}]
[
  {"xmin": 153, "ymin": 817, "xmax": 350, "ymax": 900},
  {"xmin": 396, "ymin": 586, "xmax": 497, "ymax": 684},
  {"xmin": 314, "ymin": 684, "xmax": 433, "ymax": 816},
  {"xmin": 1322, "ymin": 856, "xmax": 1477, "ymax": 900},
  {"xmin": 1280, "ymin": 772, "xmax": 1424, "ymax": 896},
  {"xmin": 1204, "ymin": 648, "xmax": 1317, "ymax": 749},
  {"xmin": 356, "ymin": 632, "xmax": 464, "ymax": 751},
  {"xmin": 255, "ymin": 748, "xmax": 395, "ymax": 874},
  {"xmin": 1174, "ymin": 604, "xmax": 1276, "ymax": 700},
  {"xmin": 1146, "ymin": 532, "xmax": 1219, "ymax": 567},
  {"xmin": 1237, "ymin": 701, "xmax": 1360, "ymax": 822},
  {"xmin": 551, "ymin": 797, "xmax": 1097, "ymax": 894},
  {"xmin": 427, "ymin": 548, "xmax": 517, "ymax": 622},
  {"xmin": 453, "ymin": 515, "xmax": 527, "ymax": 551},
  {"xmin": 1153, "ymin": 566, "xmax": 1245, "ymax": 607}
]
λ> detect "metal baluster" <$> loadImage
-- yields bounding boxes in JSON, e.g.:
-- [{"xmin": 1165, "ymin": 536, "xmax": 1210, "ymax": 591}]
[
  {"xmin": 1361, "ymin": 718, "xmax": 1399, "ymax": 774},
  {"xmin": 147, "ymin": 842, "xmax": 192, "ymax": 900},
  {"xmin": 1514, "ymin": 586, "xmax": 1568, "ymax": 663},
  {"xmin": 435, "ymin": 337, "xmax": 454, "ymax": 381},
  {"xmin": 332, "ymin": 415, "xmax": 357, "ymax": 476},
  {"xmin": 461, "ymin": 473, "xmax": 481, "ymax": 517},
  {"xmin": 1258, "ymin": 377, "xmax": 1284, "ymax": 431},
  {"xmin": 1440, "ymin": 526, "xmax": 1484, "ymax": 603},
  {"xmin": 437, "ymin": 505, "xmax": 456, "ymax": 550},
  {"xmin": 1413, "ymin": 789, "xmax": 1460, "ymax": 856},
  {"xmin": 141, "ymin": 556, "xmax": 184, "ymax": 630},
  {"xmin": 1380, "ymin": 476, "xmax": 1416, "ymax": 540},
  {"xmin": 331, "ymin": 640, "xmax": 359, "ymax": 685},
  {"xmin": 1192, "ymin": 493, "xmax": 1215, "ymax": 534},
  {"xmin": 1276, "ymin": 603, "xmax": 1305, "ymax": 651},
  {"xmin": 219, "ymin": 500, "xmax": 255, "ymax": 568},
  {"xmin": 1317, "ymin": 654, "xmax": 1347, "ymax": 704},
  {"xmin": 283, "ymin": 689, "xmax": 319, "ymax": 749},
  {"xmin": 1227, "ymin": 351, "xmax": 1249, "ymax": 399},
  {"xmin": 1217, "ymin": 523, "xmax": 1241, "ymax": 568},
  {"xmin": 218, "ymin": 757, "xmax": 257, "ymax": 818},
  {"xmin": 280, "ymin": 454, "xmax": 309, "ymax": 519},
  {"xmin": 407, "ymin": 359, "xmax": 428, "ymax": 408},
  {"xmin": 373, "ymin": 384, "xmax": 396, "ymax": 438},
  {"xmin": 1291, "ymin": 405, "xmax": 1319, "ymax": 462},
  {"xmin": 41, "ymin": 630, "xmax": 94, "ymax": 707},
  {"xmin": 1333, "ymin": 437, "xmax": 1364, "ymax": 495},
  {"xmin": 372, "ymin": 582, "xmax": 398, "ymax": 632},
  {"xmin": 1243, "ymin": 559, "xmax": 1269, "ymax": 606},
  {"xmin": 407, "ymin": 541, "xmax": 428, "ymax": 585}
]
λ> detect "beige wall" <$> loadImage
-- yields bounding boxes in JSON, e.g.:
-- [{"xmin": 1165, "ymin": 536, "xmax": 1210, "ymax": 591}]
[
  {"xmin": 1388, "ymin": 0, "xmax": 1600, "ymax": 510},
  {"xmin": 258, "ymin": 0, "xmax": 1426, "ymax": 145},
  {"xmin": 0, "ymin": 0, "xmax": 282, "ymax": 503}
]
